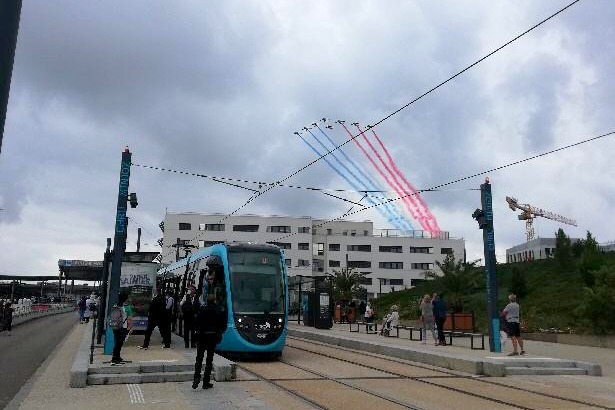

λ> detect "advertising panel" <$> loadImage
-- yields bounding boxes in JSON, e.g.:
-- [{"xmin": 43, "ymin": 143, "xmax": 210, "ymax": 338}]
[{"xmin": 120, "ymin": 262, "xmax": 157, "ymax": 331}]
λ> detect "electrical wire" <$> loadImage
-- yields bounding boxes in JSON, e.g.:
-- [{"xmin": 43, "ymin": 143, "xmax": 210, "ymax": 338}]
[
  {"xmin": 271, "ymin": 129, "xmax": 615, "ymax": 242},
  {"xmin": 214, "ymin": 0, "xmax": 582, "ymax": 233}
]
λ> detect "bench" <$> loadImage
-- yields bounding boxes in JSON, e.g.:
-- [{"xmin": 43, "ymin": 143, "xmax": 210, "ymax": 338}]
[
  {"xmin": 349, "ymin": 321, "xmax": 378, "ymax": 334},
  {"xmin": 393, "ymin": 325, "xmax": 423, "ymax": 341},
  {"xmin": 444, "ymin": 330, "xmax": 485, "ymax": 350}
]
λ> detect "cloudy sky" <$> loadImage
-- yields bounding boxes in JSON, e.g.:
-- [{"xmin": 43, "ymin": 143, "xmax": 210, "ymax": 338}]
[{"xmin": 1, "ymin": 0, "xmax": 614, "ymax": 276}]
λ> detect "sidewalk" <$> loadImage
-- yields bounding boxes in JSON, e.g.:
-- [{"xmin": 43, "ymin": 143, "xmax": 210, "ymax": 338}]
[{"xmin": 8, "ymin": 324, "xmax": 278, "ymax": 410}]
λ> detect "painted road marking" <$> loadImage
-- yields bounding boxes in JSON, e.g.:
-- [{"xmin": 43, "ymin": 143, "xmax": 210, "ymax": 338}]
[{"xmin": 127, "ymin": 384, "xmax": 145, "ymax": 404}]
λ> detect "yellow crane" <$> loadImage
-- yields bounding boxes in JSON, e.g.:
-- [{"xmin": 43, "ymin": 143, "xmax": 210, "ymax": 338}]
[{"xmin": 505, "ymin": 196, "xmax": 577, "ymax": 242}]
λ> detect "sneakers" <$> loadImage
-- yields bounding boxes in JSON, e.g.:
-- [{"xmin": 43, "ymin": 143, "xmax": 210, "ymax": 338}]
[
  {"xmin": 162, "ymin": 345, "xmax": 171, "ymax": 349},
  {"xmin": 520, "ymin": 350, "xmax": 526, "ymax": 355},
  {"xmin": 507, "ymin": 351, "xmax": 519, "ymax": 356},
  {"xmin": 203, "ymin": 382, "xmax": 213, "ymax": 389},
  {"xmin": 137, "ymin": 346, "xmax": 148, "ymax": 350}
]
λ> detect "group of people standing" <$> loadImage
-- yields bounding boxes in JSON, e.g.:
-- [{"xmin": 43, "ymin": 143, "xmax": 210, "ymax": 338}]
[
  {"xmin": 419, "ymin": 293, "xmax": 448, "ymax": 346},
  {"xmin": 77, "ymin": 293, "xmax": 99, "ymax": 324}
]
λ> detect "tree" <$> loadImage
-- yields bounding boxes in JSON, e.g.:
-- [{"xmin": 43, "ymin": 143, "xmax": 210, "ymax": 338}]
[
  {"xmin": 330, "ymin": 268, "xmax": 365, "ymax": 301},
  {"xmin": 509, "ymin": 266, "xmax": 528, "ymax": 299},
  {"xmin": 578, "ymin": 231, "xmax": 603, "ymax": 286},
  {"xmin": 554, "ymin": 228, "xmax": 572, "ymax": 270},
  {"xmin": 574, "ymin": 265, "xmax": 615, "ymax": 334},
  {"xmin": 425, "ymin": 254, "xmax": 482, "ymax": 312}
]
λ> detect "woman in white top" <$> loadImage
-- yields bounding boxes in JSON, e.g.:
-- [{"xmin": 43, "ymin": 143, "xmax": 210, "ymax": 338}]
[
  {"xmin": 420, "ymin": 294, "xmax": 438, "ymax": 345},
  {"xmin": 380, "ymin": 305, "xmax": 399, "ymax": 336}
]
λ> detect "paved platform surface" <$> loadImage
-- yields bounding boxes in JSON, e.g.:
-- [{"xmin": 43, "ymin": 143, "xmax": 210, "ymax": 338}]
[
  {"xmin": 290, "ymin": 322, "xmax": 612, "ymax": 376},
  {"xmin": 7, "ymin": 322, "xmax": 276, "ymax": 410}
]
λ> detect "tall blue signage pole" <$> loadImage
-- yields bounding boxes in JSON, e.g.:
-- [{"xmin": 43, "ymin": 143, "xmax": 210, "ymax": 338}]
[
  {"xmin": 104, "ymin": 148, "xmax": 132, "ymax": 354},
  {"xmin": 473, "ymin": 178, "xmax": 500, "ymax": 352}
]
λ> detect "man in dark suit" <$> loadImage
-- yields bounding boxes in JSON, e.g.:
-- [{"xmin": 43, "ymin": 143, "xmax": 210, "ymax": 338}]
[{"xmin": 192, "ymin": 294, "xmax": 226, "ymax": 389}]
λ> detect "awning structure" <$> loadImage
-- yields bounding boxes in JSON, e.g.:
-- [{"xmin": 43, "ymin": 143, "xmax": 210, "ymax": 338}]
[
  {"xmin": 0, "ymin": 275, "xmax": 60, "ymax": 282},
  {"xmin": 58, "ymin": 259, "xmax": 104, "ymax": 281}
]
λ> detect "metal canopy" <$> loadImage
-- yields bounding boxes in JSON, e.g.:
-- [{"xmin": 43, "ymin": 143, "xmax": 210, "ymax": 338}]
[{"xmin": 58, "ymin": 259, "xmax": 104, "ymax": 281}]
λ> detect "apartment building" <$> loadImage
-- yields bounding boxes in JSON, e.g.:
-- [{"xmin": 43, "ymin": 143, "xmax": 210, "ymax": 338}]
[{"xmin": 161, "ymin": 212, "xmax": 465, "ymax": 299}]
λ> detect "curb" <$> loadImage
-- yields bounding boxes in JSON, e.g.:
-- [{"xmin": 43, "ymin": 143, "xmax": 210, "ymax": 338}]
[{"xmin": 69, "ymin": 324, "xmax": 92, "ymax": 388}]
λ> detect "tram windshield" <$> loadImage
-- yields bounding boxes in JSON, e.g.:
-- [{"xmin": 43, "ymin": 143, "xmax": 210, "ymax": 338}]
[{"xmin": 228, "ymin": 250, "xmax": 285, "ymax": 315}]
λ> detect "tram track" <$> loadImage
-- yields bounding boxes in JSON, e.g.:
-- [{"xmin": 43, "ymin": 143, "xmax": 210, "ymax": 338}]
[{"xmin": 287, "ymin": 336, "xmax": 614, "ymax": 410}]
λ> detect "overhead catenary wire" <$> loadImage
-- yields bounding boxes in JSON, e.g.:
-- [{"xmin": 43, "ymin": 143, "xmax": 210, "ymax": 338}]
[
  {"xmin": 148, "ymin": 0, "xmax": 584, "ymax": 262},
  {"xmin": 271, "ymin": 129, "xmax": 615, "ymax": 242},
  {"xmin": 212, "ymin": 0, "xmax": 582, "ymax": 233}
]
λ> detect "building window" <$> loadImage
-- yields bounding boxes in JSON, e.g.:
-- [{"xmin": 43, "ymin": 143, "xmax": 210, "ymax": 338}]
[
  {"xmin": 312, "ymin": 259, "xmax": 324, "ymax": 272},
  {"xmin": 267, "ymin": 226, "xmax": 291, "ymax": 233},
  {"xmin": 359, "ymin": 277, "xmax": 373, "ymax": 285},
  {"xmin": 409, "ymin": 247, "xmax": 433, "ymax": 254},
  {"xmin": 389, "ymin": 279, "xmax": 404, "ymax": 286},
  {"xmin": 314, "ymin": 243, "xmax": 324, "ymax": 256},
  {"xmin": 379, "ymin": 262, "xmax": 403, "ymax": 269},
  {"xmin": 347, "ymin": 244, "xmax": 372, "ymax": 252},
  {"xmin": 327, "ymin": 229, "xmax": 332, "ymax": 235},
  {"xmin": 178, "ymin": 223, "xmax": 192, "ymax": 231},
  {"xmin": 329, "ymin": 260, "xmax": 341, "ymax": 267},
  {"xmin": 298, "ymin": 227, "xmax": 310, "ymax": 234},
  {"xmin": 199, "ymin": 223, "xmax": 205, "ymax": 231},
  {"xmin": 267, "ymin": 242, "xmax": 291, "ymax": 250},
  {"xmin": 285, "ymin": 259, "xmax": 291, "ymax": 267},
  {"xmin": 364, "ymin": 230, "xmax": 369, "ymax": 236},
  {"xmin": 441, "ymin": 247, "xmax": 453, "ymax": 255},
  {"xmin": 329, "ymin": 243, "xmax": 340, "ymax": 251},
  {"xmin": 347, "ymin": 260, "xmax": 371, "ymax": 269},
  {"xmin": 297, "ymin": 259, "xmax": 310, "ymax": 267},
  {"xmin": 410, "ymin": 278, "xmax": 427, "ymax": 287},
  {"xmin": 379, "ymin": 246, "xmax": 402, "ymax": 253},
  {"xmin": 204, "ymin": 224, "xmax": 225, "ymax": 231},
  {"xmin": 233, "ymin": 224, "xmax": 259, "ymax": 232},
  {"xmin": 204, "ymin": 240, "xmax": 223, "ymax": 247},
  {"xmin": 342, "ymin": 230, "xmax": 348, "ymax": 236},
  {"xmin": 198, "ymin": 240, "xmax": 205, "ymax": 248},
  {"xmin": 351, "ymin": 230, "xmax": 356, "ymax": 236},
  {"xmin": 411, "ymin": 263, "xmax": 433, "ymax": 270},
  {"xmin": 298, "ymin": 243, "xmax": 310, "ymax": 251}
]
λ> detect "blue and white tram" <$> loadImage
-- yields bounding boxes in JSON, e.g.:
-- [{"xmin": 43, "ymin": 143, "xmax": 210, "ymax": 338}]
[{"xmin": 158, "ymin": 242, "xmax": 288, "ymax": 358}]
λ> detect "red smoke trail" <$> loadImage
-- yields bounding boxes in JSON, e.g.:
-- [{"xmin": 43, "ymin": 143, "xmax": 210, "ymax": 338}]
[
  {"xmin": 354, "ymin": 124, "xmax": 432, "ymax": 232},
  {"xmin": 370, "ymin": 129, "xmax": 441, "ymax": 235},
  {"xmin": 339, "ymin": 122, "xmax": 425, "ymax": 228}
]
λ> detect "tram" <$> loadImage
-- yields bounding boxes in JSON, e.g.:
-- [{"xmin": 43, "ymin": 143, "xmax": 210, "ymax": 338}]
[{"xmin": 158, "ymin": 242, "xmax": 288, "ymax": 358}]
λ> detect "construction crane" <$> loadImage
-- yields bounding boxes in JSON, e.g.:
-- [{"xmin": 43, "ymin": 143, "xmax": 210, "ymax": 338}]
[{"xmin": 505, "ymin": 196, "xmax": 577, "ymax": 242}]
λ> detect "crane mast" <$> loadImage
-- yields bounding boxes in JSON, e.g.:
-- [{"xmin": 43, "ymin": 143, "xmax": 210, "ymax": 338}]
[{"xmin": 505, "ymin": 196, "xmax": 577, "ymax": 242}]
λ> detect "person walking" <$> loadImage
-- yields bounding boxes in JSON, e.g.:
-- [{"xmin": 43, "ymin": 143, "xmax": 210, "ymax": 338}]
[
  {"xmin": 432, "ymin": 293, "xmax": 448, "ymax": 346},
  {"xmin": 420, "ymin": 294, "xmax": 438, "ymax": 345},
  {"xmin": 111, "ymin": 292, "xmax": 132, "ymax": 364},
  {"xmin": 83, "ymin": 294, "xmax": 95, "ymax": 323},
  {"xmin": 1, "ymin": 301, "xmax": 13, "ymax": 335},
  {"xmin": 380, "ymin": 305, "xmax": 399, "ymax": 337},
  {"xmin": 364, "ymin": 301, "xmax": 374, "ymax": 330},
  {"xmin": 501, "ymin": 293, "xmax": 525, "ymax": 356},
  {"xmin": 77, "ymin": 296, "xmax": 87, "ymax": 324},
  {"xmin": 180, "ymin": 285, "xmax": 200, "ymax": 349},
  {"xmin": 138, "ymin": 289, "xmax": 170, "ymax": 349},
  {"xmin": 192, "ymin": 294, "xmax": 226, "ymax": 389}
]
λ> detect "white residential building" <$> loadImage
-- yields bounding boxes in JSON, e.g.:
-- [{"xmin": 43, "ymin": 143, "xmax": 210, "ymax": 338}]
[{"xmin": 161, "ymin": 212, "xmax": 465, "ymax": 299}]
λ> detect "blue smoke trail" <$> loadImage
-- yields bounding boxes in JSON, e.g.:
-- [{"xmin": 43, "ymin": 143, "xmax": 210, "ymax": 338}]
[
  {"xmin": 315, "ymin": 125, "xmax": 415, "ymax": 231},
  {"xmin": 301, "ymin": 128, "xmax": 409, "ymax": 231}
]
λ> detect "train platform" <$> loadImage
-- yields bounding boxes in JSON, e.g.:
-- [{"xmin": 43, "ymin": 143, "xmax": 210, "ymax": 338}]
[
  {"xmin": 7, "ymin": 322, "xmax": 277, "ymax": 410},
  {"xmin": 288, "ymin": 322, "xmax": 610, "ymax": 377}
]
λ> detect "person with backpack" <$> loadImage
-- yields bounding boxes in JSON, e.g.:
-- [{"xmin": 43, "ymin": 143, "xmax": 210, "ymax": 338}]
[
  {"xmin": 432, "ymin": 293, "xmax": 448, "ymax": 346},
  {"xmin": 110, "ymin": 292, "xmax": 132, "ymax": 364},
  {"xmin": 138, "ymin": 289, "xmax": 170, "ymax": 349},
  {"xmin": 180, "ymin": 285, "xmax": 200, "ymax": 349},
  {"xmin": 192, "ymin": 294, "xmax": 226, "ymax": 389}
]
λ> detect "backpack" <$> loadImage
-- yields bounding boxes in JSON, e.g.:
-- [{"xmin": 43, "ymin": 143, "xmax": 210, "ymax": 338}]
[{"xmin": 107, "ymin": 305, "xmax": 125, "ymax": 330}]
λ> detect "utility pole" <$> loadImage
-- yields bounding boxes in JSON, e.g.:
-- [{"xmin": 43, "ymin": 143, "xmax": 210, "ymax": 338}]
[
  {"xmin": 0, "ymin": 0, "xmax": 22, "ymax": 155},
  {"xmin": 97, "ymin": 238, "xmax": 111, "ymax": 345},
  {"xmin": 472, "ymin": 178, "xmax": 501, "ymax": 353},
  {"xmin": 104, "ymin": 148, "xmax": 132, "ymax": 355},
  {"xmin": 136, "ymin": 228, "xmax": 141, "ymax": 252}
]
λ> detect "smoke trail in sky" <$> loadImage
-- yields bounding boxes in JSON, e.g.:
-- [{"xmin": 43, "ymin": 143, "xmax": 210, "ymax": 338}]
[
  {"xmin": 313, "ymin": 123, "xmax": 414, "ymax": 231},
  {"xmin": 339, "ymin": 122, "xmax": 428, "ymax": 232},
  {"xmin": 370, "ymin": 128, "xmax": 441, "ymax": 234},
  {"xmin": 354, "ymin": 124, "xmax": 433, "ymax": 233},
  {"xmin": 295, "ymin": 131, "xmax": 408, "ymax": 231}
]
